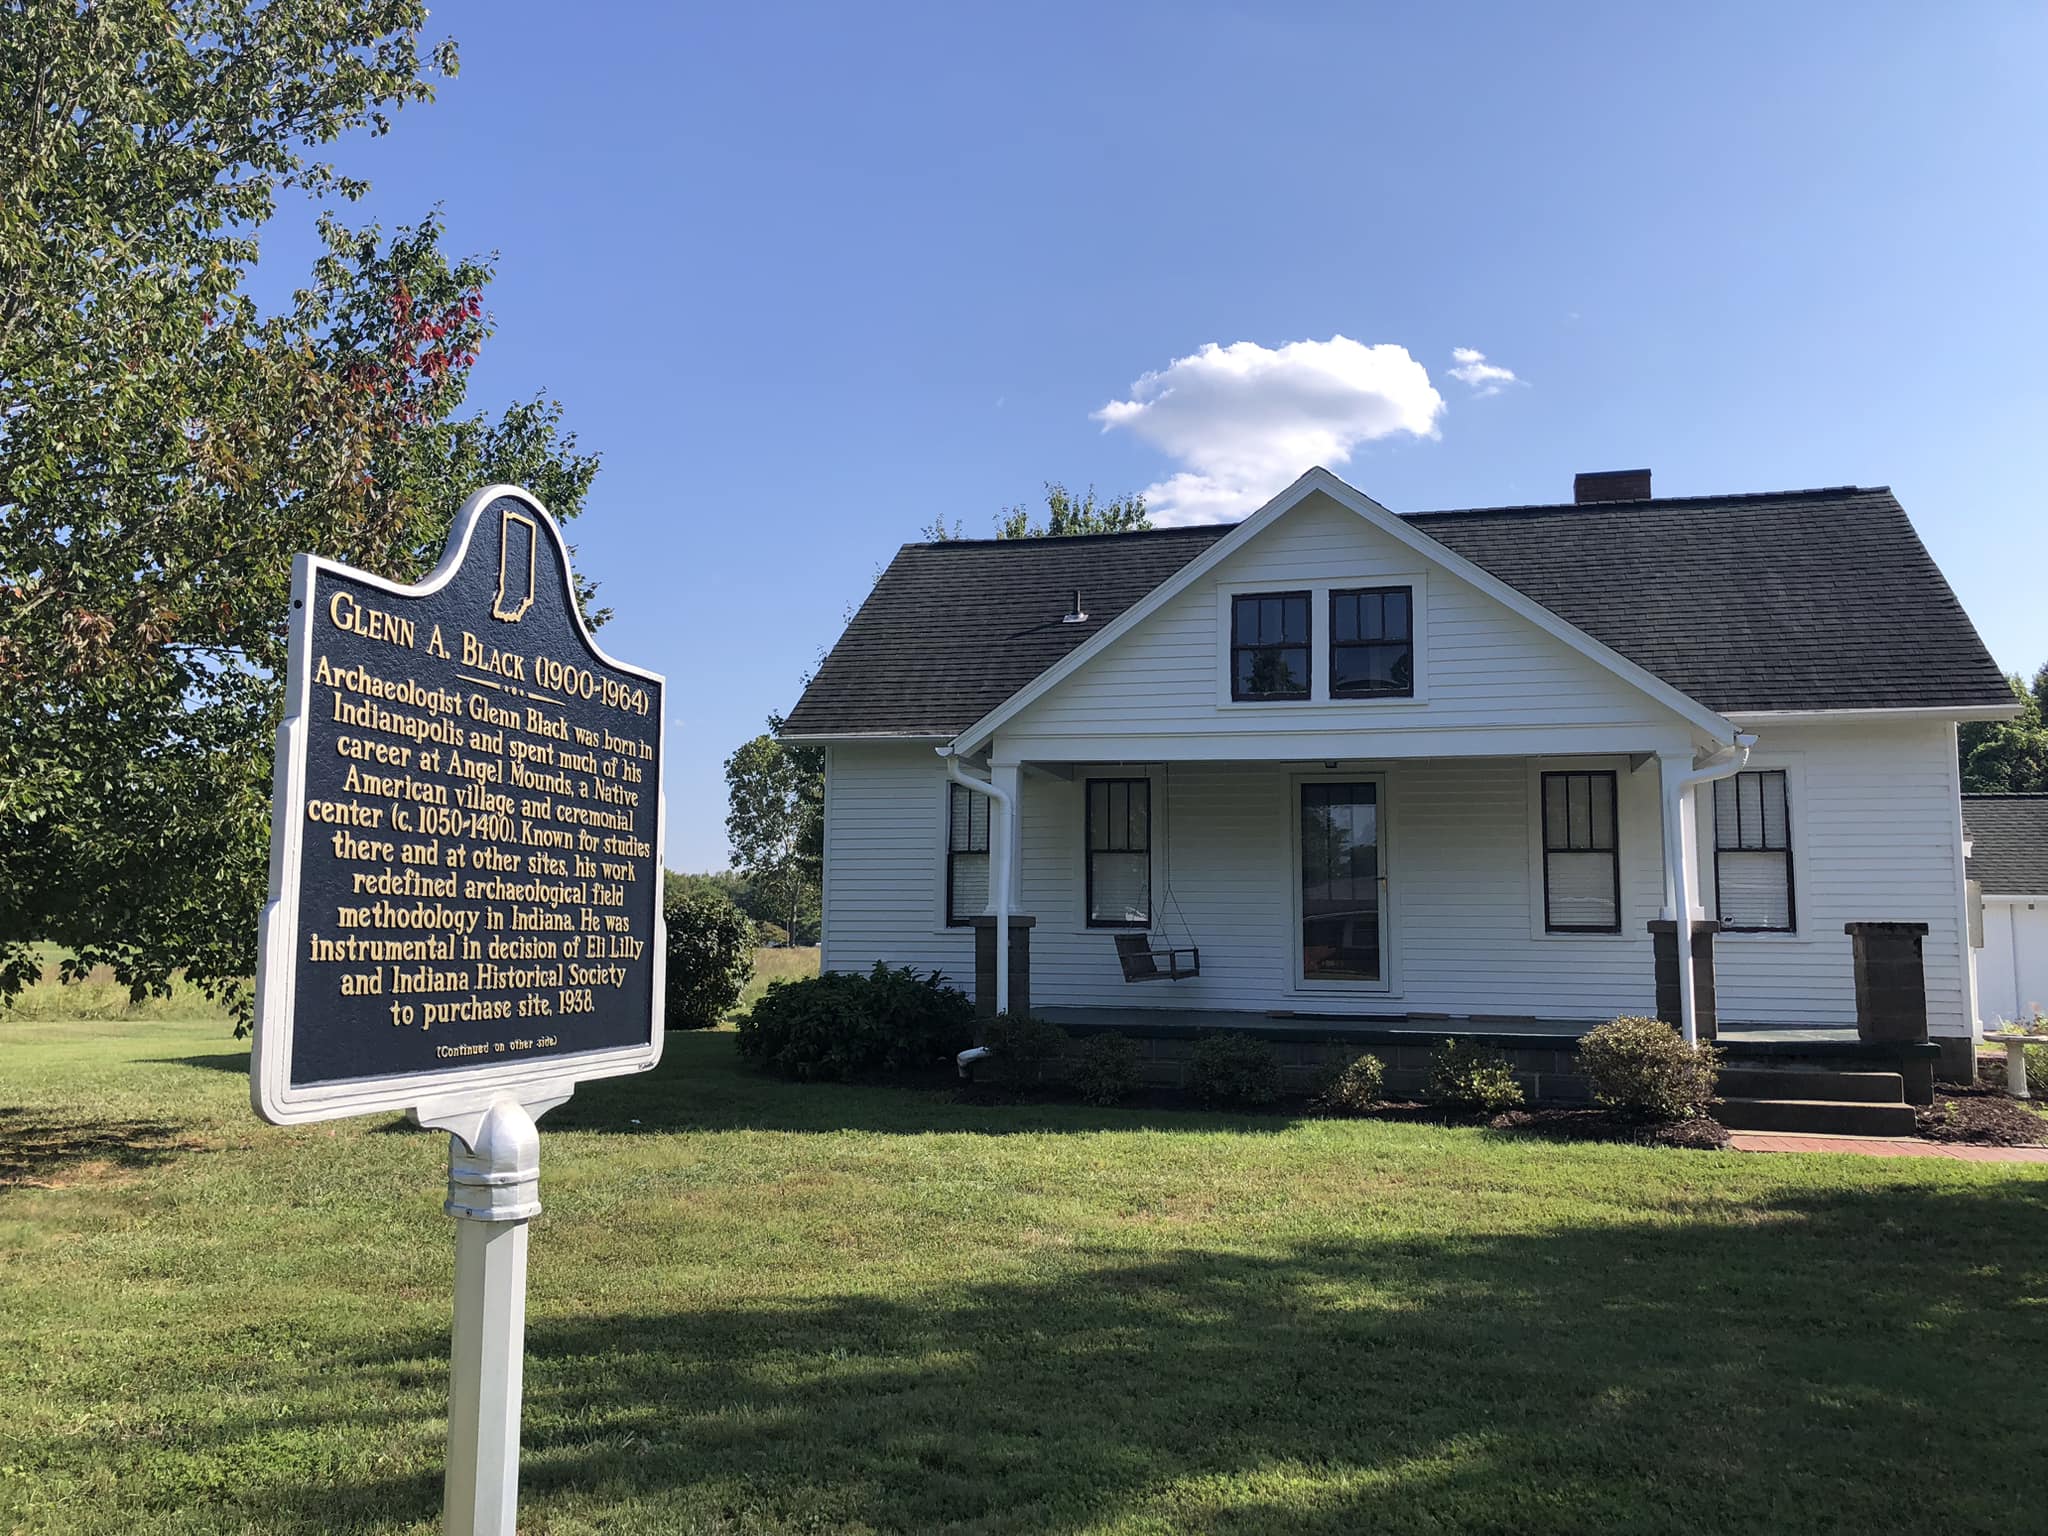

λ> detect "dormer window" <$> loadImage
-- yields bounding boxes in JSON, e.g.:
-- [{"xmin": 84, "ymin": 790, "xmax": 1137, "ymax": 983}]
[
  {"xmin": 1230, "ymin": 591, "xmax": 1311, "ymax": 700},
  {"xmin": 1330, "ymin": 587, "xmax": 1413, "ymax": 698}
]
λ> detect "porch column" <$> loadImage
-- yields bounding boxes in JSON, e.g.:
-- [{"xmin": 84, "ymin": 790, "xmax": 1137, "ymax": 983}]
[
  {"xmin": 1657, "ymin": 752, "xmax": 1706, "ymax": 1043},
  {"xmin": 1655, "ymin": 752, "xmax": 1704, "ymax": 923},
  {"xmin": 990, "ymin": 759, "xmax": 1024, "ymax": 912}
]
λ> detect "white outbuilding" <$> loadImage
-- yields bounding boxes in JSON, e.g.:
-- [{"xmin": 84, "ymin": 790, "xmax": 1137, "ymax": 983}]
[{"xmin": 1964, "ymin": 793, "xmax": 2048, "ymax": 1030}]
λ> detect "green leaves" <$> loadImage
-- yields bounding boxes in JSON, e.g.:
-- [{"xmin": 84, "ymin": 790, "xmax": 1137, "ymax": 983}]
[
  {"xmin": 995, "ymin": 481, "xmax": 1150, "ymax": 539},
  {"xmin": 723, "ymin": 720, "xmax": 824, "ymax": 945},
  {"xmin": 1, "ymin": 3, "xmax": 596, "ymax": 1029},
  {"xmin": 1960, "ymin": 668, "xmax": 2048, "ymax": 795}
]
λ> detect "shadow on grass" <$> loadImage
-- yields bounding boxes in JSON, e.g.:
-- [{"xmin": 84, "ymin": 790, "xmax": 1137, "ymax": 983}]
[
  {"xmin": 0, "ymin": 1106, "xmax": 201, "ymax": 1188},
  {"xmin": 547, "ymin": 1031, "xmax": 1295, "ymax": 1138},
  {"xmin": 175, "ymin": 1181, "xmax": 2048, "ymax": 1534},
  {"xmin": 146, "ymin": 1050, "xmax": 251, "ymax": 1075}
]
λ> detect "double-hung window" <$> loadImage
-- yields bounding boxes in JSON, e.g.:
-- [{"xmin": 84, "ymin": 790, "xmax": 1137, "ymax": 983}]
[
  {"xmin": 945, "ymin": 783, "xmax": 990, "ymax": 925},
  {"xmin": 1541, "ymin": 771, "xmax": 1620, "ymax": 932},
  {"xmin": 1714, "ymin": 770, "xmax": 1794, "ymax": 931},
  {"xmin": 1086, "ymin": 778, "xmax": 1151, "ymax": 927},
  {"xmin": 1230, "ymin": 591, "xmax": 1311, "ymax": 700},
  {"xmin": 1329, "ymin": 586, "xmax": 1414, "ymax": 698}
]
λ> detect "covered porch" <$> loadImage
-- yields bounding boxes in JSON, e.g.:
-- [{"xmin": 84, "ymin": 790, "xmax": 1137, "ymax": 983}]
[{"xmin": 955, "ymin": 737, "xmax": 1741, "ymax": 1043}]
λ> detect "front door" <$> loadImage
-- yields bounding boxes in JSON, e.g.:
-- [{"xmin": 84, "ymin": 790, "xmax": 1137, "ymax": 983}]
[{"xmin": 1296, "ymin": 779, "xmax": 1387, "ymax": 987}]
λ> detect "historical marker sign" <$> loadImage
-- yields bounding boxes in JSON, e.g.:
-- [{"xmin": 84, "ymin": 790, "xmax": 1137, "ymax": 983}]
[{"xmin": 253, "ymin": 485, "xmax": 667, "ymax": 1125}]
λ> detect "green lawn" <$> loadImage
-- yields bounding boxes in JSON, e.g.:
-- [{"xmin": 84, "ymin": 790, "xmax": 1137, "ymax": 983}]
[{"xmin": 2, "ymin": 1015, "xmax": 2044, "ymax": 1535}]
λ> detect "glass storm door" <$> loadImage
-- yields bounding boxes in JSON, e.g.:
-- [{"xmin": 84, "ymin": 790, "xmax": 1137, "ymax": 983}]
[{"xmin": 1298, "ymin": 781, "xmax": 1384, "ymax": 985}]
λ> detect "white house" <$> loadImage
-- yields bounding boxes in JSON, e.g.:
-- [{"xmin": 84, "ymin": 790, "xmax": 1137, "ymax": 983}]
[
  {"xmin": 1964, "ymin": 794, "xmax": 2048, "ymax": 1029},
  {"xmin": 784, "ymin": 468, "xmax": 2018, "ymax": 1079}
]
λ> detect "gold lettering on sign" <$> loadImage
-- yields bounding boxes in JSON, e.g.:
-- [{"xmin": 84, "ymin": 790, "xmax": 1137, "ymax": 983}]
[
  {"xmin": 328, "ymin": 591, "xmax": 419, "ymax": 651},
  {"xmin": 304, "ymin": 581, "xmax": 660, "ymax": 1048}
]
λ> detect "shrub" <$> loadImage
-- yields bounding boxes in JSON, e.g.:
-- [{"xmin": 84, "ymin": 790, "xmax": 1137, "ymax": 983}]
[
  {"xmin": 1072, "ymin": 1033, "xmax": 1141, "ymax": 1105},
  {"xmin": 1577, "ymin": 1016, "xmax": 1720, "ymax": 1120},
  {"xmin": 1189, "ymin": 1032, "xmax": 1283, "ymax": 1108},
  {"xmin": 1426, "ymin": 1039, "xmax": 1524, "ymax": 1112},
  {"xmin": 1313, "ymin": 1051, "xmax": 1386, "ymax": 1116},
  {"xmin": 662, "ymin": 888, "xmax": 756, "ymax": 1030},
  {"xmin": 736, "ymin": 963, "xmax": 974, "ymax": 1081},
  {"xmin": 978, "ymin": 1012, "xmax": 1070, "ymax": 1071}
]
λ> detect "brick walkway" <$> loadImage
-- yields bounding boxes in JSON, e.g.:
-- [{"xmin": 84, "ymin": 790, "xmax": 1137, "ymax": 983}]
[{"xmin": 1728, "ymin": 1131, "xmax": 2048, "ymax": 1162}]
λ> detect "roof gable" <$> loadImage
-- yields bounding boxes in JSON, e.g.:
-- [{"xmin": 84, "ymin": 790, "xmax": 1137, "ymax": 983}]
[
  {"xmin": 951, "ymin": 469, "xmax": 1733, "ymax": 752},
  {"xmin": 783, "ymin": 472, "xmax": 2015, "ymax": 741}
]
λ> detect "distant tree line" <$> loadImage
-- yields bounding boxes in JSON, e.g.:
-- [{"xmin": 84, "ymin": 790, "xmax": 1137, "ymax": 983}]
[
  {"xmin": 1959, "ymin": 665, "xmax": 2048, "ymax": 794},
  {"xmin": 664, "ymin": 866, "xmax": 820, "ymax": 949},
  {"xmin": 919, "ymin": 481, "xmax": 1150, "ymax": 541}
]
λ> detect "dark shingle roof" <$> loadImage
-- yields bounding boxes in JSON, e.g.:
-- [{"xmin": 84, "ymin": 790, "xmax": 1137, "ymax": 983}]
[
  {"xmin": 784, "ymin": 484, "xmax": 2012, "ymax": 737},
  {"xmin": 785, "ymin": 526, "xmax": 1231, "ymax": 736},
  {"xmin": 1964, "ymin": 795, "xmax": 2048, "ymax": 895},
  {"xmin": 1407, "ymin": 487, "xmax": 2010, "ymax": 715}
]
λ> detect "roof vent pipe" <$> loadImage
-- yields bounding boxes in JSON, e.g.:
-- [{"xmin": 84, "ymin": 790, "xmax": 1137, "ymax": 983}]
[{"xmin": 1062, "ymin": 589, "xmax": 1088, "ymax": 624}]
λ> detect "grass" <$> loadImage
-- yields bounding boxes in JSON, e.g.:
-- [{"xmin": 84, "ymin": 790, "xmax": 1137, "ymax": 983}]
[
  {"xmin": 732, "ymin": 945, "xmax": 819, "ymax": 1019},
  {"xmin": 1, "ymin": 1014, "xmax": 2044, "ymax": 1535},
  {"xmin": 4, "ymin": 944, "xmax": 231, "ymax": 1023}
]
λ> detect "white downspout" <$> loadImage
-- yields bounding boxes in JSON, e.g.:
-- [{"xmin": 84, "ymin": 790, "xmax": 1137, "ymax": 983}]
[
  {"xmin": 939, "ymin": 749, "xmax": 1012, "ymax": 1071},
  {"xmin": 1661, "ymin": 733, "xmax": 1758, "ymax": 1045}
]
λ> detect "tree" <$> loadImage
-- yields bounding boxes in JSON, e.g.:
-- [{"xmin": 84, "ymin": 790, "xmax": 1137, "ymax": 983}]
[
  {"xmin": 919, "ymin": 482, "xmax": 1151, "ymax": 541},
  {"xmin": 724, "ymin": 717, "xmax": 823, "ymax": 946},
  {"xmin": 662, "ymin": 886, "xmax": 755, "ymax": 1030},
  {"xmin": 997, "ymin": 482, "xmax": 1150, "ymax": 538},
  {"xmin": 1, "ymin": 3, "xmax": 600, "ymax": 1024},
  {"xmin": 1960, "ymin": 667, "xmax": 2048, "ymax": 794}
]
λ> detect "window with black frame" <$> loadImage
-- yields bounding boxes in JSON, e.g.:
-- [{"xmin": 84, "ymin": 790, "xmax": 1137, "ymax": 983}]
[
  {"xmin": 945, "ymin": 783, "xmax": 990, "ymax": 925},
  {"xmin": 1230, "ymin": 591, "xmax": 1311, "ymax": 700},
  {"xmin": 1714, "ymin": 770, "xmax": 1794, "ymax": 931},
  {"xmin": 1086, "ymin": 778, "xmax": 1151, "ymax": 927},
  {"xmin": 1541, "ymin": 770, "xmax": 1620, "ymax": 932},
  {"xmin": 1330, "ymin": 586, "xmax": 1413, "ymax": 698}
]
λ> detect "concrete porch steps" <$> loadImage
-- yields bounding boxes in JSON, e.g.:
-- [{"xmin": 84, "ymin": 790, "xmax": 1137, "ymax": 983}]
[
  {"xmin": 1712, "ymin": 1097, "xmax": 1920, "ymax": 1136},
  {"xmin": 1716, "ymin": 1067, "xmax": 1907, "ymax": 1104},
  {"xmin": 1711, "ymin": 1062, "xmax": 1917, "ymax": 1136}
]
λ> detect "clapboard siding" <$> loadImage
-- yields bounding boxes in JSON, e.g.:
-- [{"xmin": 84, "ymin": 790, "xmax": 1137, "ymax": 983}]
[
  {"xmin": 1006, "ymin": 492, "xmax": 1679, "ymax": 741},
  {"xmin": 1013, "ymin": 758, "xmax": 1664, "ymax": 1018},
  {"xmin": 1709, "ymin": 719, "xmax": 1971, "ymax": 1034},
  {"xmin": 820, "ymin": 745, "xmax": 975, "ymax": 986},
  {"xmin": 820, "ymin": 702, "xmax": 1972, "ymax": 1040},
  {"xmin": 824, "ymin": 746, "xmax": 1675, "ymax": 1021}
]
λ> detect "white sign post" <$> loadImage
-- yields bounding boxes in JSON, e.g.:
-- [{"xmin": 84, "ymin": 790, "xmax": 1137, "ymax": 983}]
[
  {"xmin": 430, "ymin": 1096, "xmax": 552, "ymax": 1534},
  {"xmin": 252, "ymin": 486, "xmax": 666, "ymax": 1535}
]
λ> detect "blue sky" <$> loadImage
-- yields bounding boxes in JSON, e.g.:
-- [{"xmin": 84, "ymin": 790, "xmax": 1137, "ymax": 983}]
[{"xmin": 267, "ymin": 2, "xmax": 2048, "ymax": 869}]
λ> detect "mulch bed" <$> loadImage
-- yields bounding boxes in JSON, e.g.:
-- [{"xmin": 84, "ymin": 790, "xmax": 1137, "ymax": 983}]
[
  {"xmin": 1915, "ymin": 1083, "xmax": 2048, "ymax": 1146},
  {"xmin": 956, "ymin": 1079, "xmax": 1730, "ymax": 1148}
]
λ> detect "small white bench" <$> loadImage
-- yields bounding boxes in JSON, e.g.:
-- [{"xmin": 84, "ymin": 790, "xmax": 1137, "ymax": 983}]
[{"xmin": 1984, "ymin": 1031, "xmax": 2048, "ymax": 1098}]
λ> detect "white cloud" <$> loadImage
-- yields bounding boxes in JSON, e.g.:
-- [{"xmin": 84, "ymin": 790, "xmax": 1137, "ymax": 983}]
[
  {"xmin": 1092, "ymin": 336, "xmax": 1445, "ymax": 525},
  {"xmin": 1447, "ymin": 346, "xmax": 1519, "ymax": 396}
]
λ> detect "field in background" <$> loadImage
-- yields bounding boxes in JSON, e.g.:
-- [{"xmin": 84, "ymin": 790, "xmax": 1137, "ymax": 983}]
[
  {"xmin": 2, "ymin": 1014, "xmax": 2044, "ymax": 1534},
  {"xmin": 732, "ymin": 944, "xmax": 819, "ymax": 1020},
  {"xmin": 3, "ymin": 944, "xmax": 231, "ymax": 1023},
  {"xmin": 2, "ymin": 944, "xmax": 817, "ymax": 1031}
]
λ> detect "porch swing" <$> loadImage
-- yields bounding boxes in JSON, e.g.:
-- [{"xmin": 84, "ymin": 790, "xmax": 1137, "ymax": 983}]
[{"xmin": 1111, "ymin": 764, "xmax": 1202, "ymax": 982}]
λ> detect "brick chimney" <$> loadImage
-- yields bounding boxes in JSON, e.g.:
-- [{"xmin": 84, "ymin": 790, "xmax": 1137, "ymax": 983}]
[{"xmin": 1574, "ymin": 469, "xmax": 1652, "ymax": 504}]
